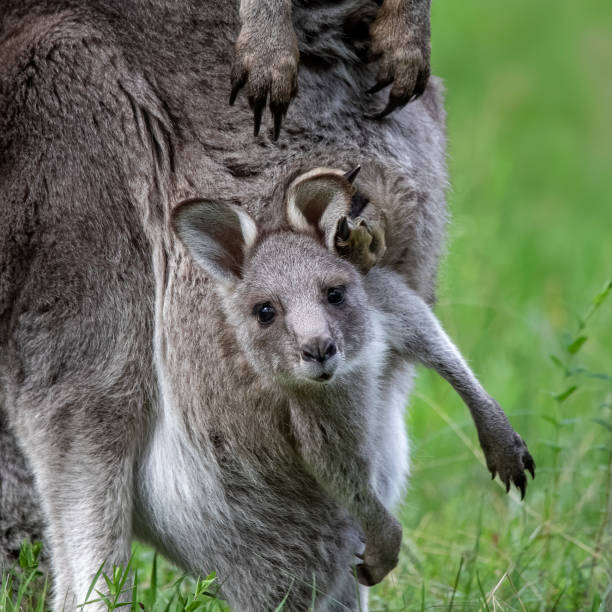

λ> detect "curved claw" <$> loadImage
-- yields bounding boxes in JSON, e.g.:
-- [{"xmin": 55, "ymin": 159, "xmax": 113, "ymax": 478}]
[
  {"xmin": 270, "ymin": 102, "xmax": 288, "ymax": 141},
  {"xmin": 412, "ymin": 69, "xmax": 430, "ymax": 100},
  {"xmin": 251, "ymin": 97, "xmax": 266, "ymax": 137},
  {"xmin": 337, "ymin": 216, "xmax": 350, "ymax": 241},
  {"xmin": 366, "ymin": 78, "xmax": 393, "ymax": 95},
  {"xmin": 513, "ymin": 472, "xmax": 527, "ymax": 500},
  {"xmin": 355, "ymin": 564, "xmax": 376, "ymax": 587},
  {"xmin": 367, "ymin": 93, "xmax": 410, "ymax": 120},
  {"xmin": 524, "ymin": 453, "xmax": 536, "ymax": 479},
  {"xmin": 229, "ymin": 71, "xmax": 247, "ymax": 106}
]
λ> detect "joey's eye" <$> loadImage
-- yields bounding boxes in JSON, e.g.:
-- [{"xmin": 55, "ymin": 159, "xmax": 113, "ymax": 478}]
[
  {"xmin": 327, "ymin": 287, "xmax": 345, "ymax": 305},
  {"xmin": 253, "ymin": 302, "xmax": 276, "ymax": 325}
]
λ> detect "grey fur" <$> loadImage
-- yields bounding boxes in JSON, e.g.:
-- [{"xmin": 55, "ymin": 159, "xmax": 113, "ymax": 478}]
[
  {"xmin": 0, "ymin": 0, "xmax": 506, "ymax": 610},
  {"xmin": 231, "ymin": 0, "xmax": 432, "ymax": 136}
]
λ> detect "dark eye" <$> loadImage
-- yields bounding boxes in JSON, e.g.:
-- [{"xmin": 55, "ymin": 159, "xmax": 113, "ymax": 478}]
[
  {"xmin": 253, "ymin": 302, "xmax": 276, "ymax": 325},
  {"xmin": 327, "ymin": 287, "xmax": 345, "ymax": 305}
]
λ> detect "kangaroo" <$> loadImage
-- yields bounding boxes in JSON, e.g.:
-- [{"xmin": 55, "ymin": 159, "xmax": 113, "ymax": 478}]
[{"xmin": 0, "ymin": 0, "xmax": 532, "ymax": 610}]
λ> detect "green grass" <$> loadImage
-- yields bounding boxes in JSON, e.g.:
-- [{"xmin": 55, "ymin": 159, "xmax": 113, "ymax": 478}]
[{"xmin": 3, "ymin": 0, "xmax": 611, "ymax": 609}]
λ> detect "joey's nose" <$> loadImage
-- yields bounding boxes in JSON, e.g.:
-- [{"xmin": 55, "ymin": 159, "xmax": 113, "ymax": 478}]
[{"xmin": 301, "ymin": 338, "xmax": 337, "ymax": 364}]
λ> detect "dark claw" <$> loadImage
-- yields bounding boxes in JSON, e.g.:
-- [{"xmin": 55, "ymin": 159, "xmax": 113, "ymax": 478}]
[
  {"xmin": 524, "ymin": 453, "xmax": 536, "ymax": 479},
  {"xmin": 367, "ymin": 94, "xmax": 407, "ymax": 120},
  {"xmin": 336, "ymin": 217, "xmax": 350, "ymax": 241},
  {"xmin": 366, "ymin": 78, "xmax": 393, "ymax": 95},
  {"xmin": 411, "ymin": 70, "xmax": 430, "ymax": 101},
  {"xmin": 355, "ymin": 564, "xmax": 375, "ymax": 587},
  {"xmin": 355, "ymin": 552, "xmax": 365, "ymax": 560},
  {"xmin": 272, "ymin": 111, "xmax": 282, "ymax": 140},
  {"xmin": 490, "ymin": 469, "xmax": 496, "ymax": 480},
  {"xmin": 270, "ymin": 102, "xmax": 287, "ymax": 141},
  {"xmin": 344, "ymin": 165, "xmax": 361, "ymax": 184},
  {"xmin": 229, "ymin": 73, "xmax": 247, "ymax": 106},
  {"xmin": 514, "ymin": 473, "xmax": 527, "ymax": 500},
  {"xmin": 505, "ymin": 479, "xmax": 510, "ymax": 494},
  {"xmin": 252, "ymin": 98, "xmax": 266, "ymax": 137}
]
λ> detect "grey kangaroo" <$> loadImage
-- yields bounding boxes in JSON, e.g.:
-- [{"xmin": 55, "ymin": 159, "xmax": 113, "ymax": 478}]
[{"xmin": 0, "ymin": 0, "xmax": 533, "ymax": 610}]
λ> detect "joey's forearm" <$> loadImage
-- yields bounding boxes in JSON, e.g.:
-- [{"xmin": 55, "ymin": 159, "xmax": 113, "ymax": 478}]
[
  {"xmin": 387, "ymin": 289, "xmax": 509, "ymax": 432},
  {"xmin": 289, "ymin": 404, "xmax": 401, "ymax": 584},
  {"xmin": 297, "ymin": 442, "xmax": 401, "ymax": 586},
  {"xmin": 289, "ymin": 406, "xmax": 380, "ymax": 523},
  {"xmin": 369, "ymin": 270, "xmax": 535, "ymax": 495},
  {"xmin": 371, "ymin": 275, "xmax": 488, "ymax": 411}
]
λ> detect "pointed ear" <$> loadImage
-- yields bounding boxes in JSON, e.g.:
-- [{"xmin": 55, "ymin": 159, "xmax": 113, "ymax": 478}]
[
  {"xmin": 171, "ymin": 199, "xmax": 258, "ymax": 287},
  {"xmin": 286, "ymin": 167, "xmax": 354, "ymax": 250}
]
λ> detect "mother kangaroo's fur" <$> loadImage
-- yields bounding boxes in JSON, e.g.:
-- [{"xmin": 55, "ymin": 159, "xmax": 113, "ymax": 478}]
[{"xmin": 2, "ymin": 0, "xmax": 453, "ymax": 609}]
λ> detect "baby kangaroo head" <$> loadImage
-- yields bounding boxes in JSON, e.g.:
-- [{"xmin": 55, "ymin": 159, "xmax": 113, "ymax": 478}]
[{"xmin": 172, "ymin": 167, "xmax": 375, "ymax": 385}]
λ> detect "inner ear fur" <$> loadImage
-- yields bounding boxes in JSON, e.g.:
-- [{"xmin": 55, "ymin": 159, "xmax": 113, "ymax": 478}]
[
  {"xmin": 286, "ymin": 167, "xmax": 354, "ymax": 250},
  {"xmin": 171, "ymin": 199, "xmax": 258, "ymax": 286}
]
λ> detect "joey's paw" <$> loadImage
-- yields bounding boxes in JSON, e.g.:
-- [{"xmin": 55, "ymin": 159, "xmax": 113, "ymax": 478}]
[
  {"xmin": 335, "ymin": 215, "xmax": 386, "ymax": 274},
  {"xmin": 230, "ymin": 27, "xmax": 299, "ymax": 140},
  {"xmin": 354, "ymin": 516, "xmax": 402, "ymax": 587},
  {"xmin": 481, "ymin": 422, "xmax": 536, "ymax": 500},
  {"xmin": 367, "ymin": 5, "xmax": 430, "ymax": 119}
]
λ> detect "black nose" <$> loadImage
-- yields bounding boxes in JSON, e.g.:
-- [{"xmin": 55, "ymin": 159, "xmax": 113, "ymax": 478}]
[{"xmin": 301, "ymin": 338, "xmax": 337, "ymax": 364}]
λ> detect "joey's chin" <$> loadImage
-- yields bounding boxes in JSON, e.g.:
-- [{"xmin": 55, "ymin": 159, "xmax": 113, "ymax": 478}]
[
  {"xmin": 309, "ymin": 371, "xmax": 334, "ymax": 384},
  {"xmin": 297, "ymin": 358, "xmax": 340, "ymax": 385}
]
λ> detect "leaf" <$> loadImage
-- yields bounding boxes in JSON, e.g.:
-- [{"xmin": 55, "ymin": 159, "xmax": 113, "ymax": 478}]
[
  {"xmin": 80, "ymin": 562, "xmax": 106, "ymax": 609},
  {"xmin": 580, "ymin": 279, "xmax": 612, "ymax": 328},
  {"xmin": 273, "ymin": 579, "xmax": 293, "ymax": 612},
  {"xmin": 542, "ymin": 441, "xmax": 565, "ymax": 451},
  {"xmin": 541, "ymin": 415, "xmax": 559, "ymax": 427},
  {"xmin": 593, "ymin": 418, "xmax": 612, "ymax": 433},
  {"xmin": 549, "ymin": 354, "xmax": 565, "ymax": 370},
  {"xmin": 591, "ymin": 592, "xmax": 602, "ymax": 611},
  {"xmin": 553, "ymin": 386, "xmax": 578, "ymax": 403},
  {"xmin": 567, "ymin": 335, "xmax": 588, "ymax": 354},
  {"xmin": 592, "ymin": 279, "xmax": 612, "ymax": 307},
  {"xmin": 567, "ymin": 367, "xmax": 612, "ymax": 382},
  {"xmin": 476, "ymin": 571, "xmax": 490, "ymax": 612}
]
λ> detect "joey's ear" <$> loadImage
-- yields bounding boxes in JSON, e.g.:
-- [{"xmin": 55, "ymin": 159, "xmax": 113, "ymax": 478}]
[
  {"xmin": 286, "ymin": 167, "xmax": 354, "ymax": 250},
  {"xmin": 171, "ymin": 199, "xmax": 258, "ymax": 287}
]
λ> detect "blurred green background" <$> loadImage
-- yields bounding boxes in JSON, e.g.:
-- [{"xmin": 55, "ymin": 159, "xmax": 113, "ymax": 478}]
[{"xmin": 370, "ymin": 0, "xmax": 612, "ymax": 609}]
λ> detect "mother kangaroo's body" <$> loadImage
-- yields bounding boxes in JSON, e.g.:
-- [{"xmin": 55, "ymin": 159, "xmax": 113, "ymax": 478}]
[{"xmin": 0, "ymin": 0, "xmax": 447, "ymax": 609}]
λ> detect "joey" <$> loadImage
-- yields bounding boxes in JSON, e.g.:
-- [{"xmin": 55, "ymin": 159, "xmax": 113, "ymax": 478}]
[
  {"xmin": 172, "ymin": 168, "xmax": 403, "ymax": 587},
  {"xmin": 171, "ymin": 167, "xmax": 535, "ymax": 598}
]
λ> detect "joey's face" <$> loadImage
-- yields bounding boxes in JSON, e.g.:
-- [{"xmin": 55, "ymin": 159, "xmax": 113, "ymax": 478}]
[
  {"xmin": 228, "ymin": 233, "xmax": 372, "ymax": 384},
  {"xmin": 172, "ymin": 165, "xmax": 374, "ymax": 386}
]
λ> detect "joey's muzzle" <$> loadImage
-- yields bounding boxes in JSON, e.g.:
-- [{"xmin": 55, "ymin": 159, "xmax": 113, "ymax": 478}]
[{"xmin": 299, "ymin": 336, "xmax": 339, "ymax": 382}]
